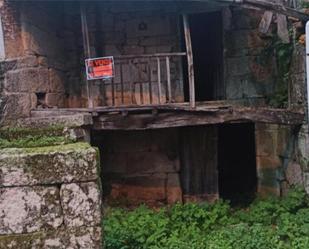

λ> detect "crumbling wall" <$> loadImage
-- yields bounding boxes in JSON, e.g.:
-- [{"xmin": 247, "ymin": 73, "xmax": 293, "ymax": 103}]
[
  {"xmin": 0, "ymin": 143, "xmax": 102, "ymax": 249},
  {"xmin": 0, "ymin": 1, "xmax": 71, "ymax": 123},
  {"xmin": 224, "ymin": 8, "xmax": 277, "ymax": 104}
]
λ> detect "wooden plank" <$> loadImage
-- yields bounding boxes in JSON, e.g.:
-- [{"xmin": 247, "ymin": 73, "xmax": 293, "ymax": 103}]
[
  {"xmin": 80, "ymin": 3, "xmax": 93, "ymax": 109},
  {"xmin": 157, "ymin": 58, "xmax": 162, "ymax": 104},
  {"xmin": 120, "ymin": 63, "xmax": 124, "ymax": 104},
  {"xmin": 277, "ymin": 13, "xmax": 290, "ymax": 43},
  {"xmin": 114, "ymin": 52, "xmax": 186, "ymax": 60},
  {"xmin": 182, "ymin": 14, "xmax": 196, "ymax": 109},
  {"xmin": 129, "ymin": 60, "xmax": 135, "ymax": 104},
  {"xmin": 180, "ymin": 126, "xmax": 218, "ymax": 200},
  {"xmin": 242, "ymin": 0, "xmax": 309, "ymax": 21},
  {"xmin": 148, "ymin": 60, "xmax": 153, "ymax": 104},
  {"xmin": 258, "ymin": 11, "xmax": 273, "ymax": 34},
  {"xmin": 93, "ymin": 108, "xmax": 304, "ymax": 130},
  {"xmin": 111, "ymin": 78, "xmax": 115, "ymax": 106},
  {"xmin": 166, "ymin": 56, "xmax": 172, "ymax": 103}
]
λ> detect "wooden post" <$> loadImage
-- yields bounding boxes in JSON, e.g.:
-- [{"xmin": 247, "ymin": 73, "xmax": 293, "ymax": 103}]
[
  {"xmin": 148, "ymin": 59, "xmax": 153, "ymax": 104},
  {"xmin": 120, "ymin": 63, "xmax": 124, "ymax": 105},
  {"xmin": 166, "ymin": 56, "xmax": 172, "ymax": 103},
  {"xmin": 80, "ymin": 3, "xmax": 94, "ymax": 109},
  {"xmin": 182, "ymin": 14, "xmax": 195, "ymax": 109},
  {"xmin": 157, "ymin": 58, "xmax": 162, "ymax": 104}
]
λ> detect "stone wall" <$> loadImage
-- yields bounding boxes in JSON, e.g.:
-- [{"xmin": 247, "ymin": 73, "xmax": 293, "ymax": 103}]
[
  {"xmin": 92, "ymin": 129, "xmax": 182, "ymax": 207},
  {"xmin": 0, "ymin": 1, "xmax": 298, "ymax": 123},
  {"xmin": 0, "ymin": 1, "xmax": 70, "ymax": 123},
  {"xmin": 0, "ymin": 143, "xmax": 102, "ymax": 249},
  {"xmin": 255, "ymin": 123, "xmax": 309, "ymax": 196},
  {"xmin": 223, "ymin": 7, "xmax": 277, "ymax": 104}
]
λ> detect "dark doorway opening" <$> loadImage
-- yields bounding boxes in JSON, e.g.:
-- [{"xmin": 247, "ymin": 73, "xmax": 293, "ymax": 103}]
[
  {"xmin": 182, "ymin": 11, "xmax": 224, "ymax": 102},
  {"xmin": 218, "ymin": 123, "xmax": 257, "ymax": 206}
]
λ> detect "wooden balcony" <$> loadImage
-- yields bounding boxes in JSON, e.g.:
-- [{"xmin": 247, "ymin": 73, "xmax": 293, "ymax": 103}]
[{"xmin": 97, "ymin": 52, "xmax": 187, "ymax": 107}]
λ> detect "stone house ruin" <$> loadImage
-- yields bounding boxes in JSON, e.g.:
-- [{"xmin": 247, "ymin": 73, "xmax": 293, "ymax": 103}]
[
  {"xmin": 0, "ymin": 0, "xmax": 309, "ymax": 207},
  {"xmin": 1, "ymin": 0, "xmax": 309, "ymax": 248}
]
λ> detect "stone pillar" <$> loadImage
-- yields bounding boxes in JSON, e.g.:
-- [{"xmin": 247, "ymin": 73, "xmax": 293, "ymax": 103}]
[{"xmin": 0, "ymin": 143, "xmax": 102, "ymax": 249}]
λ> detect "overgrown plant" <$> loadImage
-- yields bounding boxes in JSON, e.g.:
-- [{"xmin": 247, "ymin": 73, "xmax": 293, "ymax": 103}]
[{"xmin": 103, "ymin": 187, "xmax": 309, "ymax": 249}]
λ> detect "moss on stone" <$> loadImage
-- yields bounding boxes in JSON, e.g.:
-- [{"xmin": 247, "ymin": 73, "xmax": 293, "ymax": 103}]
[
  {"xmin": 0, "ymin": 142, "xmax": 91, "ymax": 154},
  {"xmin": 0, "ymin": 231, "xmax": 45, "ymax": 249},
  {"xmin": 0, "ymin": 125, "xmax": 65, "ymax": 140},
  {"xmin": 0, "ymin": 135, "xmax": 73, "ymax": 149},
  {"xmin": 0, "ymin": 125, "xmax": 75, "ymax": 149}
]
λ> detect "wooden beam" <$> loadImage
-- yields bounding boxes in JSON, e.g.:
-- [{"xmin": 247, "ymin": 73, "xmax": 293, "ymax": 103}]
[
  {"xmin": 216, "ymin": 0, "xmax": 309, "ymax": 21},
  {"xmin": 182, "ymin": 14, "xmax": 196, "ymax": 109},
  {"xmin": 93, "ymin": 108, "xmax": 304, "ymax": 130},
  {"xmin": 80, "ymin": 3, "xmax": 93, "ymax": 109}
]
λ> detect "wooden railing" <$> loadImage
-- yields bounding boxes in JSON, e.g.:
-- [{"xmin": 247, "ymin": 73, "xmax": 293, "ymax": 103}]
[{"xmin": 101, "ymin": 52, "xmax": 187, "ymax": 107}]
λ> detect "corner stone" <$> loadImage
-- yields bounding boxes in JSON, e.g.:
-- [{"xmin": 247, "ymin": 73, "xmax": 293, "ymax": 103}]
[
  {"xmin": 0, "ymin": 145, "xmax": 98, "ymax": 187},
  {"xmin": 0, "ymin": 186, "xmax": 63, "ymax": 235},
  {"xmin": 60, "ymin": 182, "xmax": 101, "ymax": 227}
]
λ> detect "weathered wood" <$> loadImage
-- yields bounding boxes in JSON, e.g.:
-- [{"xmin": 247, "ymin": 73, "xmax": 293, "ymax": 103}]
[
  {"xmin": 166, "ymin": 56, "xmax": 172, "ymax": 103},
  {"xmin": 120, "ymin": 63, "xmax": 124, "ymax": 104},
  {"xmin": 182, "ymin": 14, "xmax": 196, "ymax": 109},
  {"xmin": 259, "ymin": 11, "xmax": 273, "ymax": 34},
  {"xmin": 148, "ymin": 60, "xmax": 153, "ymax": 104},
  {"xmin": 243, "ymin": 0, "xmax": 309, "ymax": 21},
  {"xmin": 93, "ymin": 108, "xmax": 304, "ymax": 130},
  {"xmin": 157, "ymin": 58, "xmax": 162, "ymax": 104},
  {"xmin": 180, "ymin": 126, "xmax": 218, "ymax": 200},
  {"xmin": 277, "ymin": 13, "xmax": 290, "ymax": 43},
  {"xmin": 80, "ymin": 3, "xmax": 93, "ymax": 109},
  {"xmin": 114, "ymin": 52, "xmax": 186, "ymax": 60},
  {"xmin": 111, "ymin": 78, "xmax": 115, "ymax": 106}
]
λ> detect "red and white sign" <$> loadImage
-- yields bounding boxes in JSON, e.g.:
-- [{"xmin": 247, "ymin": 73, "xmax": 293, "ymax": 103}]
[{"xmin": 85, "ymin": 56, "xmax": 114, "ymax": 80}]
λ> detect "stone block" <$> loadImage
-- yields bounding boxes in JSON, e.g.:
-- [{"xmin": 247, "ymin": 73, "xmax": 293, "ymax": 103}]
[
  {"xmin": 17, "ymin": 113, "xmax": 93, "ymax": 128},
  {"xmin": 123, "ymin": 45, "xmax": 144, "ymax": 55},
  {"xmin": 232, "ymin": 9, "xmax": 261, "ymax": 30},
  {"xmin": 166, "ymin": 173, "xmax": 182, "ymax": 204},
  {"xmin": 257, "ymin": 168, "xmax": 281, "ymax": 196},
  {"xmin": 110, "ymin": 174, "xmax": 166, "ymax": 205},
  {"xmin": 304, "ymin": 172, "xmax": 309, "ymax": 195},
  {"xmin": 103, "ymin": 152, "xmax": 127, "ymax": 174},
  {"xmin": 256, "ymin": 156, "xmax": 281, "ymax": 170},
  {"xmin": 286, "ymin": 162, "xmax": 303, "ymax": 186},
  {"xmin": 126, "ymin": 151, "xmax": 178, "ymax": 174},
  {"xmin": 125, "ymin": 16, "xmax": 172, "ymax": 38},
  {"xmin": 48, "ymin": 69, "xmax": 66, "ymax": 93},
  {"xmin": 0, "ymin": 144, "xmax": 98, "ymax": 187},
  {"xmin": 0, "ymin": 56, "xmax": 38, "ymax": 72},
  {"xmin": 45, "ymin": 93, "xmax": 65, "ymax": 107},
  {"xmin": 226, "ymin": 57, "xmax": 250, "ymax": 77},
  {"xmin": 4, "ymin": 68, "xmax": 49, "ymax": 93},
  {"xmin": 255, "ymin": 128, "xmax": 277, "ymax": 156},
  {"xmin": 60, "ymin": 182, "xmax": 101, "ymax": 227},
  {"xmin": 0, "ymin": 226, "xmax": 102, "ymax": 249},
  {"xmin": 2, "ymin": 93, "xmax": 31, "ymax": 119},
  {"xmin": 0, "ymin": 186, "xmax": 63, "ymax": 235}
]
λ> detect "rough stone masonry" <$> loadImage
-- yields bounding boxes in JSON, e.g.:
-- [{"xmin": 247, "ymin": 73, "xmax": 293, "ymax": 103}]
[{"xmin": 0, "ymin": 143, "xmax": 102, "ymax": 249}]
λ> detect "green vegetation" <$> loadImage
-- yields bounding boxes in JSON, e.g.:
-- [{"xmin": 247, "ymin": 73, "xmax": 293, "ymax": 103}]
[
  {"xmin": 0, "ymin": 125, "xmax": 75, "ymax": 148},
  {"xmin": 0, "ymin": 142, "xmax": 91, "ymax": 154},
  {"xmin": 103, "ymin": 188, "xmax": 309, "ymax": 249},
  {"xmin": 0, "ymin": 135, "xmax": 72, "ymax": 149}
]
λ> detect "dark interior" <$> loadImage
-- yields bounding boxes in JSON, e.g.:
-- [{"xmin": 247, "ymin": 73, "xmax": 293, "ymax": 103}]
[
  {"xmin": 218, "ymin": 123, "xmax": 257, "ymax": 206},
  {"xmin": 187, "ymin": 11, "xmax": 224, "ymax": 101}
]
